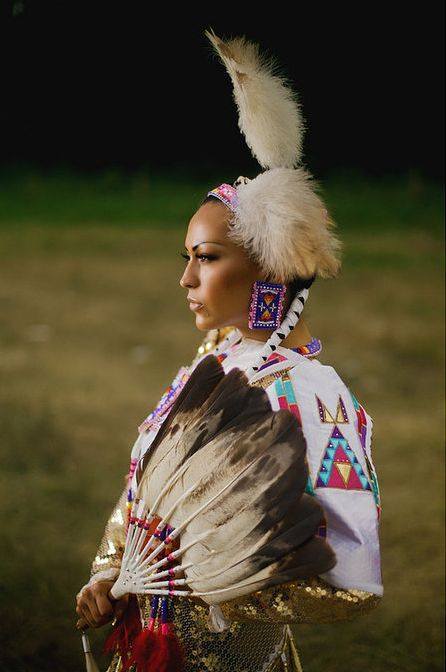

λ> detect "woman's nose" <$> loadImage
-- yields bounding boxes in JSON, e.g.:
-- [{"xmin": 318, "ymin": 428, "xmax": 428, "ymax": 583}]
[{"xmin": 179, "ymin": 264, "xmax": 199, "ymax": 289}]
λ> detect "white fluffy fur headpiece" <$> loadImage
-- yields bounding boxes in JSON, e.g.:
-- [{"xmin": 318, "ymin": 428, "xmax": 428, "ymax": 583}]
[
  {"xmin": 234, "ymin": 168, "xmax": 341, "ymax": 282},
  {"xmin": 205, "ymin": 30, "xmax": 342, "ymax": 283}
]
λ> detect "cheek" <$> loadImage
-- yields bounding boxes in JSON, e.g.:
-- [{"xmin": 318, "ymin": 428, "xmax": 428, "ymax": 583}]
[{"xmin": 202, "ymin": 262, "xmax": 254, "ymax": 313}]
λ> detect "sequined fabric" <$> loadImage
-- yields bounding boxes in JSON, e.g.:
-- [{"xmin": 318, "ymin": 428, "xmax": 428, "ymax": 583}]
[
  {"xmin": 218, "ymin": 577, "xmax": 381, "ymax": 625},
  {"xmin": 137, "ymin": 597, "xmax": 298, "ymax": 672},
  {"xmin": 91, "ymin": 486, "xmax": 128, "ymax": 578},
  {"xmin": 106, "ymin": 622, "xmax": 300, "ymax": 672}
]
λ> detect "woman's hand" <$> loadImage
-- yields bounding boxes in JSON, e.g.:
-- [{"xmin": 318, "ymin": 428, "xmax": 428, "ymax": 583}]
[{"xmin": 76, "ymin": 580, "xmax": 129, "ymax": 630}]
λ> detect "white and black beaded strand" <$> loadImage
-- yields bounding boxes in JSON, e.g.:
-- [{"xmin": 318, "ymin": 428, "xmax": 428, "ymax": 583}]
[
  {"xmin": 212, "ymin": 327, "xmax": 242, "ymax": 356},
  {"xmin": 245, "ymin": 288, "xmax": 309, "ymax": 379}
]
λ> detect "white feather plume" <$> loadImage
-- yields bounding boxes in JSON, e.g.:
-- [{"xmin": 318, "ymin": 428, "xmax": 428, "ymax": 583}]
[
  {"xmin": 231, "ymin": 167, "xmax": 342, "ymax": 283},
  {"xmin": 205, "ymin": 29, "xmax": 304, "ymax": 170}
]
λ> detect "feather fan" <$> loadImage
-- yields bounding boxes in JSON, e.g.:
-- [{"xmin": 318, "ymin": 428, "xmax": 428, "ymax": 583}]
[{"xmin": 110, "ymin": 355, "xmax": 335, "ymax": 605}]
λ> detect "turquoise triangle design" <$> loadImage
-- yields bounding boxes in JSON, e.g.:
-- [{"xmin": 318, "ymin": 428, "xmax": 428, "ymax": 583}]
[
  {"xmin": 305, "ymin": 476, "xmax": 315, "ymax": 496},
  {"xmin": 360, "ymin": 475, "xmax": 371, "ymax": 489},
  {"xmin": 319, "ymin": 471, "xmax": 330, "ymax": 485},
  {"xmin": 316, "ymin": 424, "xmax": 371, "ymax": 491}
]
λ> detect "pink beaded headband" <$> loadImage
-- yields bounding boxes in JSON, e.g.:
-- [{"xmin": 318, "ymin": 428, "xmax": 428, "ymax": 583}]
[{"xmin": 206, "ymin": 183, "xmax": 239, "ymax": 212}]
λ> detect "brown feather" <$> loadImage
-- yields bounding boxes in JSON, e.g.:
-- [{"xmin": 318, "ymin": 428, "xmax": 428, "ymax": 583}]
[{"xmin": 132, "ymin": 354, "xmax": 336, "ymax": 605}]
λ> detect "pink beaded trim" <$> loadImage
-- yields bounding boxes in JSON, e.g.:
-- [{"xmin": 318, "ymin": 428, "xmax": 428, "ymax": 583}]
[{"xmin": 206, "ymin": 183, "xmax": 239, "ymax": 212}]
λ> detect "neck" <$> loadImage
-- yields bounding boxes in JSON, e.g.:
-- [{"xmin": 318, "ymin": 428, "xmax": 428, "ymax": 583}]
[{"xmin": 238, "ymin": 317, "xmax": 312, "ymax": 349}]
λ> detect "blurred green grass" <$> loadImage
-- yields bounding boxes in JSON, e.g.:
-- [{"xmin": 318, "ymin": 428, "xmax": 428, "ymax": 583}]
[
  {"xmin": 0, "ymin": 166, "xmax": 443, "ymax": 234},
  {"xmin": 0, "ymin": 169, "xmax": 444, "ymax": 671}
]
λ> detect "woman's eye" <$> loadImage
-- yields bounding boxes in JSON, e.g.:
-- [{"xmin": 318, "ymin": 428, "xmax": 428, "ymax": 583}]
[{"xmin": 180, "ymin": 252, "xmax": 216, "ymax": 263}]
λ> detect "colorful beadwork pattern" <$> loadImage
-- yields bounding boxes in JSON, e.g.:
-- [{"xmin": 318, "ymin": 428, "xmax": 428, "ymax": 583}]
[
  {"xmin": 274, "ymin": 371, "xmax": 302, "ymax": 425},
  {"xmin": 316, "ymin": 394, "xmax": 349, "ymax": 424},
  {"xmin": 292, "ymin": 337, "xmax": 322, "ymax": 358},
  {"xmin": 138, "ymin": 367, "xmax": 190, "ymax": 434},
  {"xmin": 315, "ymin": 426, "xmax": 372, "ymax": 492},
  {"xmin": 248, "ymin": 281, "xmax": 287, "ymax": 330},
  {"xmin": 206, "ymin": 183, "xmax": 239, "ymax": 212},
  {"xmin": 251, "ymin": 337, "xmax": 323, "ymax": 374},
  {"xmin": 258, "ymin": 352, "xmax": 289, "ymax": 371},
  {"xmin": 349, "ymin": 392, "xmax": 381, "ymax": 517},
  {"xmin": 305, "ymin": 475, "xmax": 315, "ymax": 496},
  {"xmin": 126, "ymin": 458, "xmax": 138, "ymax": 523},
  {"xmin": 349, "ymin": 392, "xmax": 367, "ymax": 449}
]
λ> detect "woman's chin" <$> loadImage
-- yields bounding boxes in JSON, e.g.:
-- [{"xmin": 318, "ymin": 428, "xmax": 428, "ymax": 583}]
[{"xmin": 194, "ymin": 313, "xmax": 219, "ymax": 331}]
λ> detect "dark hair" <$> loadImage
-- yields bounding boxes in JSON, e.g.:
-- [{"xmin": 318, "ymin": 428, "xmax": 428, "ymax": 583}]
[{"xmin": 289, "ymin": 274, "xmax": 316, "ymax": 294}]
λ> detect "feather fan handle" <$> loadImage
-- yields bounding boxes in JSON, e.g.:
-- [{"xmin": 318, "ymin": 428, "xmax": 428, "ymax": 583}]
[{"xmin": 205, "ymin": 29, "xmax": 304, "ymax": 169}]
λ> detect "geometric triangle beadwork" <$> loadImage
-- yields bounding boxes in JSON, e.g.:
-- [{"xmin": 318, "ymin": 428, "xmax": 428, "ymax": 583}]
[
  {"xmin": 315, "ymin": 426, "xmax": 372, "ymax": 491},
  {"xmin": 316, "ymin": 394, "xmax": 349, "ymax": 424}
]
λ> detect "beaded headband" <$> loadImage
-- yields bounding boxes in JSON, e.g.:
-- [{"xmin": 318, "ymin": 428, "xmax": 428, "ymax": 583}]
[{"xmin": 206, "ymin": 184, "xmax": 239, "ymax": 213}]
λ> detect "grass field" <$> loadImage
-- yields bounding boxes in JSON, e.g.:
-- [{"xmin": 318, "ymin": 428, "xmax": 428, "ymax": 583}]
[{"xmin": 0, "ymin": 170, "xmax": 444, "ymax": 671}]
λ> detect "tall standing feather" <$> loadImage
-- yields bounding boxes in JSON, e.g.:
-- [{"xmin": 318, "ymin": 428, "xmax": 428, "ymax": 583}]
[{"xmin": 205, "ymin": 29, "xmax": 304, "ymax": 170}]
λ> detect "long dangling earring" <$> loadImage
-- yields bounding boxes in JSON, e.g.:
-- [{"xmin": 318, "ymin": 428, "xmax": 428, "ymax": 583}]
[
  {"xmin": 248, "ymin": 280, "xmax": 287, "ymax": 330},
  {"xmin": 247, "ymin": 287, "xmax": 310, "ymax": 377}
]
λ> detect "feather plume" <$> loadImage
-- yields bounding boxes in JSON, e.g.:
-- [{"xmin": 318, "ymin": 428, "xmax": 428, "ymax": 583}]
[
  {"xmin": 205, "ymin": 29, "xmax": 304, "ymax": 170},
  {"xmin": 111, "ymin": 356, "xmax": 335, "ymax": 605},
  {"xmin": 232, "ymin": 167, "xmax": 342, "ymax": 282}
]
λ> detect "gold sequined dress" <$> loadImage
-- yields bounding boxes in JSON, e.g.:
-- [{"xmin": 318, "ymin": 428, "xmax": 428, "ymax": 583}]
[{"xmin": 88, "ymin": 329, "xmax": 382, "ymax": 672}]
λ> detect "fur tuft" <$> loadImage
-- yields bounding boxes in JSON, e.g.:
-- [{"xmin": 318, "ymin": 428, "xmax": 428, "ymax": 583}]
[
  {"xmin": 231, "ymin": 168, "xmax": 342, "ymax": 282},
  {"xmin": 205, "ymin": 29, "xmax": 304, "ymax": 170}
]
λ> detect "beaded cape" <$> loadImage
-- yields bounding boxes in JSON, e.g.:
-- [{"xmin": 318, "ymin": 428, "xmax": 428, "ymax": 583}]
[{"xmin": 89, "ymin": 329, "xmax": 382, "ymax": 672}]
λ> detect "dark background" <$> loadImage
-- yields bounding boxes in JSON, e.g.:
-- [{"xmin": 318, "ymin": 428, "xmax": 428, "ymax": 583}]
[{"xmin": 1, "ymin": 0, "xmax": 444, "ymax": 179}]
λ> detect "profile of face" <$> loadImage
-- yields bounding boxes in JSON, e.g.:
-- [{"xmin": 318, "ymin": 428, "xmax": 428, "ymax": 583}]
[{"xmin": 179, "ymin": 200, "xmax": 262, "ymax": 333}]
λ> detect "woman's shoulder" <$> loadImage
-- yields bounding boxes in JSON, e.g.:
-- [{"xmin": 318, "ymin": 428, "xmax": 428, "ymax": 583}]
[{"xmin": 255, "ymin": 355, "xmax": 373, "ymax": 430}]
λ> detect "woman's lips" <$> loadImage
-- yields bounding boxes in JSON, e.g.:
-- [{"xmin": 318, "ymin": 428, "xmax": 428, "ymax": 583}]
[{"xmin": 188, "ymin": 300, "xmax": 203, "ymax": 312}]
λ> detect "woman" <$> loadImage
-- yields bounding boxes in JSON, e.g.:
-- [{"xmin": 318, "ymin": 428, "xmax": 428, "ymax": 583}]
[{"xmin": 76, "ymin": 31, "xmax": 382, "ymax": 671}]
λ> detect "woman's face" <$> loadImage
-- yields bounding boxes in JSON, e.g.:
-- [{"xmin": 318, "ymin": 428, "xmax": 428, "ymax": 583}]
[{"xmin": 179, "ymin": 201, "xmax": 261, "ymax": 332}]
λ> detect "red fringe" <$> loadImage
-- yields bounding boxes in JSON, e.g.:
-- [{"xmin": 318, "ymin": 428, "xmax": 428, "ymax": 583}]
[
  {"xmin": 127, "ymin": 625, "xmax": 185, "ymax": 672},
  {"xmin": 126, "ymin": 628, "xmax": 159, "ymax": 672},
  {"xmin": 103, "ymin": 594, "xmax": 142, "ymax": 662},
  {"xmin": 156, "ymin": 629, "xmax": 185, "ymax": 672}
]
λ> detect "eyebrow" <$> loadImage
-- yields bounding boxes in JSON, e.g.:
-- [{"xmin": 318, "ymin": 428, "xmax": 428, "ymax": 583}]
[{"xmin": 185, "ymin": 241, "xmax": 226, "ymax": 252}]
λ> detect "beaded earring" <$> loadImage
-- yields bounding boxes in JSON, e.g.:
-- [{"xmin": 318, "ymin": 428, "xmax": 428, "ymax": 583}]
[
  {"xmin": 248, "ymin": 280, "xmax": 287, "ymax": 330},
  {"xmin": 247, "ymin": 287, "xmax": 309, "ymax": 378}
]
